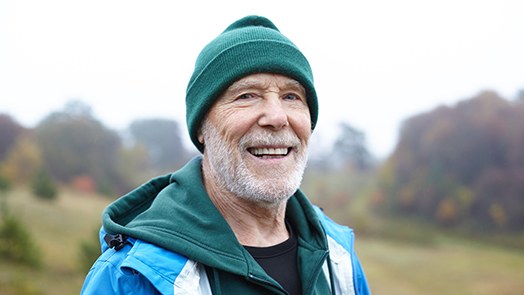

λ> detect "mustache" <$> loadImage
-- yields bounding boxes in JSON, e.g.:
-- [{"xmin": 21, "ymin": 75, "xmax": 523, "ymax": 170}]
[{"xmin": 239, "ymin": 130, "xmax": 301, "ymax": 149}]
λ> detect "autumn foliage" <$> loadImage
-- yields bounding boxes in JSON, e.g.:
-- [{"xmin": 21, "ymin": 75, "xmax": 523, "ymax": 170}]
[
  {"xmin": 0, "ymin": 101, "xmax": 194, "ymax": 197},
  {"xmin": 379, "ymin": 91, "xmax": 524, "ymax": 231},
  {"xmin": 1, "ymin": 92, "xmax": 523, "ymax": 232}
]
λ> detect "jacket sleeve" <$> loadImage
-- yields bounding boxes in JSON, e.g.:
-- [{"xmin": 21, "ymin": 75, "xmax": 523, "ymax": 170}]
[
  {"xmin": 313, "ymin": 206, "xmax": 372, "ymax": 294},
  {"xmin": 352, "ymin": 251, "xmax": 372, "ymax": 295},
  {"xmin": 80, "ymin": 247, "xmax": 159, "ymax": 295}
]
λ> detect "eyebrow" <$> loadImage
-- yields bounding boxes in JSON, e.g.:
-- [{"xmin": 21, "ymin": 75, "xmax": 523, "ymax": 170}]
[{"xmin": 227, "ymin": 78, "xmax": 305, "ymax": 94}]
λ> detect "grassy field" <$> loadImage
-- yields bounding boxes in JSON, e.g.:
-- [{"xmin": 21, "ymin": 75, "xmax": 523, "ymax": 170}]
[
  {"xmin": 0, "ymin": 188, "xmax": 110, "ymax": 295},
  {"xmin": 1, "ymin": 187, "xmax": 523, "ymax": 294},
  {"xmin": 358, "ymin": 236, "xmax": 524, "ymax": 295}
]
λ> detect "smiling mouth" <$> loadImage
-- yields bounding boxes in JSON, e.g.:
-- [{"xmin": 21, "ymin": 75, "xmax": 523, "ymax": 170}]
[{"xmin": 247, "ymin": 147, "xmax": 291, "ymax": 158}]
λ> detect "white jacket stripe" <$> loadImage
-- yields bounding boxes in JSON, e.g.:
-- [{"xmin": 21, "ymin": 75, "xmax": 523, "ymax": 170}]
[
  {"xmin": 324, "ymin": 235, "xmax": 355, "ymax": 295},
  {"xmin": 173, "ymin": 260, "xmax": 212, "ymax": 294}
]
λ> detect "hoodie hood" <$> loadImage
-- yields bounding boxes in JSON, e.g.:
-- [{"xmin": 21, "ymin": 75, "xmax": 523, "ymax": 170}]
[{"xmin": 102, "ymin": 156, "xmax": 328, "ymax": 281}]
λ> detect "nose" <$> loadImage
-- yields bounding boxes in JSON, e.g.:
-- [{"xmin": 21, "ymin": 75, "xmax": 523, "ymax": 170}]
[{"xmin": 257, "ymin": 95, "xmax": 289, "ymax": 130}]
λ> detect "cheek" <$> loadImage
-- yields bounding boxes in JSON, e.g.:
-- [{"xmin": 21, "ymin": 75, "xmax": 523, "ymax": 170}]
[
  {"xmin": 290, "ymin": 111, "xmax": 312, "ymax": 141},
  {"xmin": 212, "ymin": 110, "xmax": 254, "ymax": 146}
]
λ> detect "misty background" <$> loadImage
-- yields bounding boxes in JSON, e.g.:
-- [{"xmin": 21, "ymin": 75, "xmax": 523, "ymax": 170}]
[
  {"xmin": 2, "ymin": 0, "xmax": 524, "ymax": 158},
  {"xmin": 1, "ymin": 1, "xmax": 524, "ymax": 294}
]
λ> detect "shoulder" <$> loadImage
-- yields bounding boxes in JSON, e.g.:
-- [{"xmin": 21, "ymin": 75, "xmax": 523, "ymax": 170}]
[
  {"xmin": 81, "ymin": 231, "xmax": 190, "ymax": 295},
  {"xmin": 313, "ymin": 206, "xmax": 372, "ymax": 295},
  {"xmin": 312, "ymin": 206, "xmax": 355, "ymax": 251}
]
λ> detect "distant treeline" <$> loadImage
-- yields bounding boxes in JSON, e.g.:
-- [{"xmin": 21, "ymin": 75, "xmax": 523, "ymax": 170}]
[
  {"xmin": 0, "ymin": 101, "xmax": 196, "ymax": 195},
  {"xmin": 377, "ymin": 90, "xmax": 524, "ymax": 231}
]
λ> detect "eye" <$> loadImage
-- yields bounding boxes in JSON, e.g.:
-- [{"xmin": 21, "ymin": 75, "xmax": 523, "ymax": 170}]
[
  {"xmin": 283, "ymin": 93, "xmax": 302, "ymax": 101},
  {"xmin": 236, "ymin": 93, "xmax": 256, "ymax": 100}
]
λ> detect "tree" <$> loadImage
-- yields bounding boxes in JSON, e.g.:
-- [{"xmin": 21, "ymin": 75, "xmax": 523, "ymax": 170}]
[
  {"xmin": 381, "ymin": 90, "xmax": 524, "ymax": 231},
  {"xmin": 516, "ymin": 89, "xmax": 524, "ymax": 102},
  {"xmin": 116, "ymin": 144, "xmax": 151, "ymax": 187},
  {"xmin": 0, "ymin": 134, "xmax": 43, "ymax": 185},
  {"xmin": 128, "ymin": 118, "xmax": 191, "ymax": 173},
  {"xmin": 34, "ymin": 100, "xmax": 129, "ymax": 194},
  {"xmin": 0, "ymin": 114, "xmax": 25, "ymax": 161},
  {"xmin": 330, "ymin": 122, "xmax": 373, "ymax": 171}
]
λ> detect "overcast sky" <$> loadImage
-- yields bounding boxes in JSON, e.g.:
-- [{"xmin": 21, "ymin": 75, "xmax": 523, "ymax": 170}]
[{"xmin": 1, "ymin": 0, "xmax": 523, "ymax": 158}]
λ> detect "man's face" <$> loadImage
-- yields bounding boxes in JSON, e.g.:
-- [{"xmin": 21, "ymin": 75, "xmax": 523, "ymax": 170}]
[{"xmin": 201, "ymin": 73, "xmax": 312, "ymax": 205}]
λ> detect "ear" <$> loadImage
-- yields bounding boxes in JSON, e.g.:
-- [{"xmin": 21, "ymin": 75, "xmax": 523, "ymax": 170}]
[{"xmin": 198, "ymin": 132, "xmax": 204, "ymax": 144}]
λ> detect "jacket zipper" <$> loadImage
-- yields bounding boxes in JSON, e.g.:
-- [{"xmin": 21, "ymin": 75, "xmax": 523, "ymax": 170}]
[{"xmin": 247, "ymin": 273, "xmax": 289, "ymax": 295}]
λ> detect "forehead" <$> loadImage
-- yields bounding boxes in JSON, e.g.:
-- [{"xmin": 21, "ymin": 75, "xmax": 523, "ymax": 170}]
[{"xmin": 226, "ymin": 73, "xmax": 305, "ymax": 93}]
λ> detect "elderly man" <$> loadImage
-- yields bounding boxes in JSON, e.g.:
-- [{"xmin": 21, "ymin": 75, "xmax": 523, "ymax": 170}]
[{"xmin": 81, "ymin": 15, "xmax": 370, "ymax": 295}]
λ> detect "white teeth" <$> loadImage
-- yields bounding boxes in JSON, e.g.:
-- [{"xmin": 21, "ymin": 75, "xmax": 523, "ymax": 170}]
[{"xmin": 251, "ymin": 147, "xmax": 288, "ymax": 156}]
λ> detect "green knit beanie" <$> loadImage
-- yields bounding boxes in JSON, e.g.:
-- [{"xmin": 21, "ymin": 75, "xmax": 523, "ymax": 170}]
[{"xmin": 186, "ymin": 15, "xmax": 318, "ymax": 152}]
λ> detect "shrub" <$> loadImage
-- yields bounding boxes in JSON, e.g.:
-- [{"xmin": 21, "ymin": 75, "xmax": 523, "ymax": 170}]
[
  {"xmin": 0, "ymin": 214, "xmax": 41, "ymax": 267},
  {"xmin": 31, "ymin": 170, "xmax": 58, "ymax": 200},
  {"xmin": 0, "ymin": 174, "xmax": 11, "ymax": 193},
  {"xmin": 78, "ymin": 228, "xmax": 101, "ymax": 273},
  {"xmin": 0, "ymin": 174, "xmax": 11, "ymax": 215}
]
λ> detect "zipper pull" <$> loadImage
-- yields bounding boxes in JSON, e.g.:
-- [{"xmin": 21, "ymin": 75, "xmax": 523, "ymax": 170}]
[{"xmin": 247, "ymin": 273, "xmax": 289, "ymax": 295}]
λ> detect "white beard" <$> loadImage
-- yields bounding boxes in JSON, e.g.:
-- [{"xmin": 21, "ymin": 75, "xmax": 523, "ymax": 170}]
[{"xmin": 201, "ymin": 120, "xmax": 308, "ymax": 206}]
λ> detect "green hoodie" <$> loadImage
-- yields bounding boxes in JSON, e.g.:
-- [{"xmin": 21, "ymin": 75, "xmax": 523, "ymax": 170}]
[{"xmin": 102, "ymin": 156, "xmax": 335, "ymax": 294}]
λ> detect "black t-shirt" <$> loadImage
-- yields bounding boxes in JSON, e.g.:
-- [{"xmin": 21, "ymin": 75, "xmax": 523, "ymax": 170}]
[{"xmin": 244, "ymin": 222, "xmax": 302, "ymax": 295}]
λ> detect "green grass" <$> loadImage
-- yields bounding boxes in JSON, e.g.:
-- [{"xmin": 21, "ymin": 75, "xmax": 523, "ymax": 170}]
[
  {"xmin": 0, "ymin": 188, "xmax": 111, "ymax": 295},
  {"xmin": 357, "ymin": 236, "xmax": 524, "ymax": 295},
  {"xmin": 1, "ymin": 186, "xmax": 524, "ymax": 294}
]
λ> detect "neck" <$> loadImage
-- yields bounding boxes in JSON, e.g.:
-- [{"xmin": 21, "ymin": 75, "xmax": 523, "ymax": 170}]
[{"xmin": 202, "ymin": 160, "xmax": 289, "ymax": 247}]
